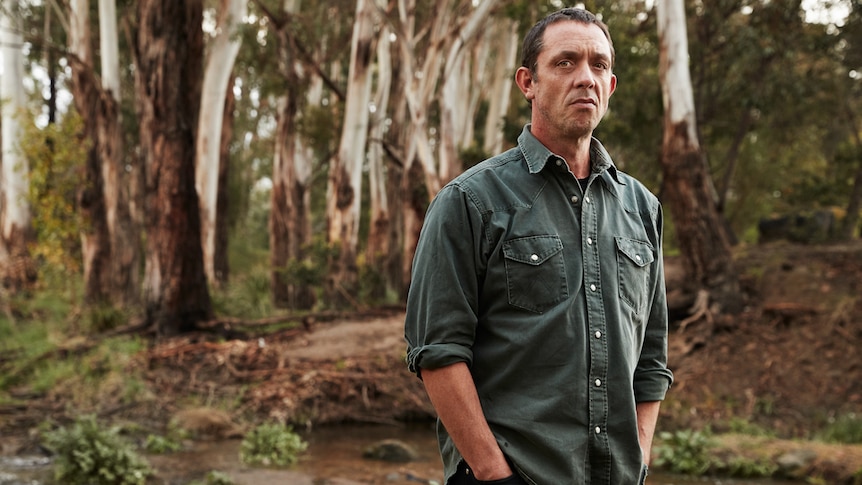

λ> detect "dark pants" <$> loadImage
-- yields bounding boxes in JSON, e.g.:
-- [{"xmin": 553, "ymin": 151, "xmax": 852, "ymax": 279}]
[
  {"xmin": 448, "ymin": 460, "xmax": 649, "ymax": 485},
  {"xmin": 447, "ymin": 459, "xmax": 529, "ymax": 485}
]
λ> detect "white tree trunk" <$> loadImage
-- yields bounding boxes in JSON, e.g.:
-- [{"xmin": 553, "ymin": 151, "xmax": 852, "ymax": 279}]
[
  {"xmin": 397, "ymin": 0, "xmax": 449, "ymax": 196},
  {"xmin": 196, "ymin": 0, "xmax": 246, "ymax": 284},
  {"xmin": 438, "ymin": 0, "xmax": 497, "ymax": 182},
  {"xmin": 657, "ymin": 0, "xmax": 699, "ymax": 147},
  {"xmin": 366, "ymin": 19, "xmax": 393, "ymax": 264},
  {"xmin": 97, "ymin": 0, "xmax": 120, "ymax": 235},
  {"xmin": 325, "ymin": 0, "xmax": 379, "ymax": 304},
  {"xmin": 483, "ymin": 19, "xmax": 519, "ymax": 155},
  {"xmin": 0, "ymin": 5, "xmax": 30, "ymax": 258},
  {"xmin": 99, "ymin": 0, "xmax": 120, "ymax": 99}
]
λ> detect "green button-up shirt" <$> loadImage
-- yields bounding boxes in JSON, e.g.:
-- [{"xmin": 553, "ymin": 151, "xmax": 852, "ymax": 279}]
[{"xmin": 405, "ymin": 125, "xmax": 674, "ymax": 484}]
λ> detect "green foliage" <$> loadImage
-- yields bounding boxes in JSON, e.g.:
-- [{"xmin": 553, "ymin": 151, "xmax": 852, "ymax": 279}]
[
  {"xmin": 239, "ymin": 422, "xmax": 308, "ymax": 467},
  {"xmin": 653, "ymin": 428, "xmax": 715, "ymax": 476},
  {"xmin": 818, "ymin": 413, "xmax": 862, "ymax": 444},
  {"xmin": 727, "ymin": 417, "xmax": 775, "ymax": 437},
  {"xmin": 718, "ymin": 456, "xmax": 778, "ymax": 478},
  {"xmin": 42, "ymin": 415, "xmax": 152, "ymax": 485},
  {"xmin": 143, "ymin": 434, "xmax": 182, "ymax": 454},
  {"xmin": 20, "ymin": 110, "xmax": 90, "ymax": 276},
  {"xmin": 85, "ymin": 303, "xmax": 130, "ymax": 334},
  {"xmin": 212, "ymin": 265, "xmax": 274, "ymax": 319},
  {"xmin": 187, "ymin": 471, "xmax": 236, "ymax": 485}
]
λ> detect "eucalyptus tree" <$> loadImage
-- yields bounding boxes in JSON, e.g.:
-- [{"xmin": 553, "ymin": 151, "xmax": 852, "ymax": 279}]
[
  {"xmin": 657, "ymin": 0, "xmax": 740, "ymax": 315},
  {"xmin": 196, "ymin": 0, "xmax": 247, "ymax": 287},
  {"xmin": 68, "ymin": 0, "xmax": 139, "ymax": 307},
  {"xmin": 392, "ymin": 0, "xmax": 514, "ymax": 290},
  {"xmin": 324, "ymin": 0, "xmax": 382, "ymax": 307},
  {"xmin": 250, "ymin": 0, "xmax": 351, "ymax": 310},
  {"xmin": 134, "ymin": 0, "xmax": 213, "ymax": 335},
  {"xmin": 0, "ymin": 1, "xmax": 34, "ymax": 291}
]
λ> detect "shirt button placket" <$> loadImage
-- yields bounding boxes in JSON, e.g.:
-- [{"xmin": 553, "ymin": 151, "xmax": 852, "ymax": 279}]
[{"xmin": 582, "ymin": 184, "xmax": 610, "ymax": 463}]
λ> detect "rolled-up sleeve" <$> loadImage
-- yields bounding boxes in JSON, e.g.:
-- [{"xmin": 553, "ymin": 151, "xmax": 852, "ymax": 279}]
[
  {"xmin": 404, "ymin": 184, "xmax": 486, "ymax": 378},
  {"xmin": 633, "ymin": 205, "xmax": 674, "ymax": 401}
]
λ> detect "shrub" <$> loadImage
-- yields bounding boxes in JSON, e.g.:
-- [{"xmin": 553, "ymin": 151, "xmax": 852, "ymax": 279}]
[
  {"xmin": 187, "ymin": 470, "xmax": 236, "ymax": 485},
  {"xmin": 42, "ymin": 415, "xmax": 152, "ymax": 485},
  {"xmin": 653, "ymin": 428, "xmax": 715, "ymax": 475},
  {"xmin": 239, "ymin": 422, "xmax": 308, "ymax": 467},
  {"xmin": 143, "ymin": 434, "xmax": 182, "ymax": 454},
  {"xmin": 818, "ymin": 413, "xmax": 862, "ymax": 444}
]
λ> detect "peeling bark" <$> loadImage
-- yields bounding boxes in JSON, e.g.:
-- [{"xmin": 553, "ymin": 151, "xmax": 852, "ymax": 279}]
[
  {"xmin": 135, "ymin": 0, "xmax": 212, "ymax": 335},
  {"xmin": 658, "ymin": 0, "xmax": 741, "ymax": 315},
  {"xmin": 325, "ymin": 0, "xmax": 380, "ymax": 308}
]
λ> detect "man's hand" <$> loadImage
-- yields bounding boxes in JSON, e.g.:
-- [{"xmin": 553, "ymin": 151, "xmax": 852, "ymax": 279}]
[{"xmin": 421, "ymin": 363, "xmax": 512, "ymax": 480}]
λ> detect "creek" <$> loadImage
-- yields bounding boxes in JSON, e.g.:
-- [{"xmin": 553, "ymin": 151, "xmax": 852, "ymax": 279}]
[{"xmin": 0, "ymin": 424, "xmax": 790, "ymax": 485}]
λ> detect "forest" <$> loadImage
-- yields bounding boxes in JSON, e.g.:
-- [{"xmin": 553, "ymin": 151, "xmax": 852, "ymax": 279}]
[
  {"xmin": 0, "ymin": 0, "xmax": 860, "ymax": 334},
  {"xmin": 1, "ymin": 0, "xmax": 861, "ymax": 483}
]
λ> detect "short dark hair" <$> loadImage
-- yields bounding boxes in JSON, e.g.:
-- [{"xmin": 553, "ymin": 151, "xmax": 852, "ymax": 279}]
[{"xmin": 520, "ymin": 8, "xmax": 615, "ymax": 74}]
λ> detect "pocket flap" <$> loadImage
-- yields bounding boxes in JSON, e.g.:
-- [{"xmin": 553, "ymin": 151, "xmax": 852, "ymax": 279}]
[
  {"xmin": 503, "ymin": 235, "xmax": 563, "ymax": 266},
  {"xmin": 614, "ymin": 237, "xmax": 654, "ymax": 267}
]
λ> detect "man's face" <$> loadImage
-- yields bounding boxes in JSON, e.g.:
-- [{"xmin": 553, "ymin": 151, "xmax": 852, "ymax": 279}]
[{"xmin": 517, "ymin": 21, "xmax": 617, "ymax": 142}]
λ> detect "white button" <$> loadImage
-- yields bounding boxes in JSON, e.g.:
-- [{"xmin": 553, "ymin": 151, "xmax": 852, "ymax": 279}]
[
  {"xmin": 587, "ymin": 237, "xmax": 593, "ymax": 245},
  {"xmin": 595, "ymin": 427, "xmax": 601, "ymax": 434},
  {"xmin": 590, "ymin": 284, "xmax": 597, "ymax": 292},
  {"xmin": 530, "ymin": 254, "xmax": 539, "ymax": 262},
  {"xmin": 595, "ymin": 331, "xmax": 602, "ymax": 338},
  {"xmin": 584, "ymin": 197, "xmax": 591, "ymax": 203},
  {"xmin": 556, "ymin": 159, "xmax": 563, "ymax": 167},
  {"xmin": 595, "ymin": 379, "xmax": 602, "ymax": 387},
  {"xmin": 571, "ymin": 195, "xmax": 579, "ymax": 203},
  {"xmin": 635, "ymin": 255, "xmax": 642, "ymax": 262}
]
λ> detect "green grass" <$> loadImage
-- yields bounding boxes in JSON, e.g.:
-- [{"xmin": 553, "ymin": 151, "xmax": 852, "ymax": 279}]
[{"xmin": 818, "ymin": 413, "xmax": 862, "ymax": 444}]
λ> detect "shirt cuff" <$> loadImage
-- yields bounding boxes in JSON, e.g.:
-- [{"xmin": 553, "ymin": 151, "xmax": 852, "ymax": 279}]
[{"xmin": 407, "ymin": 343, "xmax": 473, "ymax": 378}]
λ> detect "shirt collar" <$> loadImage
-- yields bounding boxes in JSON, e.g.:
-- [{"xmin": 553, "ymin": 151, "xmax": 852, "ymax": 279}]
[{"xmin": 517, "ymin": 124, "xmax": 626, "ymax": 188}]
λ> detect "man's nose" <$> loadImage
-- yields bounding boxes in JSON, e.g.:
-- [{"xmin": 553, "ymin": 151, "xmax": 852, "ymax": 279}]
[{"xmin": 573, "ymin": 62, "xmax": 596, "ymax": 89}]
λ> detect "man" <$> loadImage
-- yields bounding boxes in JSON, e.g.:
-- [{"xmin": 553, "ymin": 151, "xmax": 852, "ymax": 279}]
[{"xmin": 405, "ymin": 7, "xmax": 673, "ymax": 485}]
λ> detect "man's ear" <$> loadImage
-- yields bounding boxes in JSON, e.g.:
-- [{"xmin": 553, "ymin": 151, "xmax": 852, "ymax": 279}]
[{"xmin": 515, "ymin": 67, "xmax": 535, "ymax": 101}]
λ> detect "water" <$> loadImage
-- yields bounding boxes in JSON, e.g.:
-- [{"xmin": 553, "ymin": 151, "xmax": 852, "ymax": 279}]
[{"xmin": 0, "ymin": 424, "xmax": 790, "ymax": 484}]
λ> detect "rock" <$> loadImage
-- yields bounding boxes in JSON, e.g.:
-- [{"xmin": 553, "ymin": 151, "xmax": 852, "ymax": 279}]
[
  {"xmin": 776, "ymin": 448, "xmax": 817, "ymax": 477},
  {"xmin": 169, "ymin": 407, "xmax": 244, "ymax": 439},
  {"xmin": 362, "ymin": 439, "xmax": 418, "ymax": 463}
]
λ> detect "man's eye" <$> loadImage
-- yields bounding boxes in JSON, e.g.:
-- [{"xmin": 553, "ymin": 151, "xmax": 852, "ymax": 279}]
[
  {"xmin": 558, "ymin": 60, "xmax": 573, "ymax": 67},
  {"xmin": 594, "ymin": 63, "xmax": 609, "ymax": 70}
]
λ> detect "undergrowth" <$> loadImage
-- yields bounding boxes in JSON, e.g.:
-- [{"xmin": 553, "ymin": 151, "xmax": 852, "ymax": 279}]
[{"xmin": 41, "ymin": 415, "xmax": 152, "ymax": 485}]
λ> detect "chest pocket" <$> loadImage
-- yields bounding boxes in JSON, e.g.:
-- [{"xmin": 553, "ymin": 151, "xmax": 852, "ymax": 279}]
[
  {"xmin": 502, "ymin": 235, "xmax": 568, "ymax": 313},
  {"xmin": 615, "ymin": 236, "xmax": 655, "ymax": 314}
]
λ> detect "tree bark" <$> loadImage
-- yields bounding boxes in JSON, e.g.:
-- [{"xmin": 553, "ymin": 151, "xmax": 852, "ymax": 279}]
[
  {"xmin": 325, "ymin": 0, "xmax": 379, "ymax": 308},
  {"xmin": 135, "ymin": 0, "xmax": 212, "ymax": 335},
  {"xmin": 69, "ymin": 0, "xmax": 139, "ymax": 307},
  {"xmin": 0, "ymin": 4, "xmax": 35, "ymax": 292},
  {"xmin": 70, "ymin": 0, "xmax": 111, "ymax": 304},
  {"xmin": 100, "ymin": 0, "xmax": 140, "ymax": 307},
  {"xmin": 657, "ymin": 0, "xmax": 742, "ymax": 315},
  {"xmin": 196, "ymin": 0, "xmax": 246, "ymax": 286},
  {"xmin": 365, "ymin": 17, "xmax": 393, "ymax": 302},
  {"xmin": 268, "ymin": 0, "xmax": 316, "ymax": 310},
  {"xmin": 214, "ymin": 76, "xmax": 235, "ymax": 283}
]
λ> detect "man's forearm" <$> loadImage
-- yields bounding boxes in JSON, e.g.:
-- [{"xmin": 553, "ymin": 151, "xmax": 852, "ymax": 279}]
[
  {"xmin": 421, "ymin": 362, "xmax": 512, "ymax": 480},
  {"xmin": 635, "ymin": 400, "xmax": 662, "ymax": 465}
]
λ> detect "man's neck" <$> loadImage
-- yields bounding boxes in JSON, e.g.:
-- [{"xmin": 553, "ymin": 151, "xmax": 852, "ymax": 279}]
[{"xmin": 550, "ymin": 137, "xmax": 592, "ymax": 178}]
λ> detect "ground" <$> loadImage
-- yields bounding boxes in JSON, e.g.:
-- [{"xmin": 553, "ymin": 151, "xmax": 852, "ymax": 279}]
[{"xmin": 2, "ymin": 241, "xmax": 862, "ymax": 482}]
